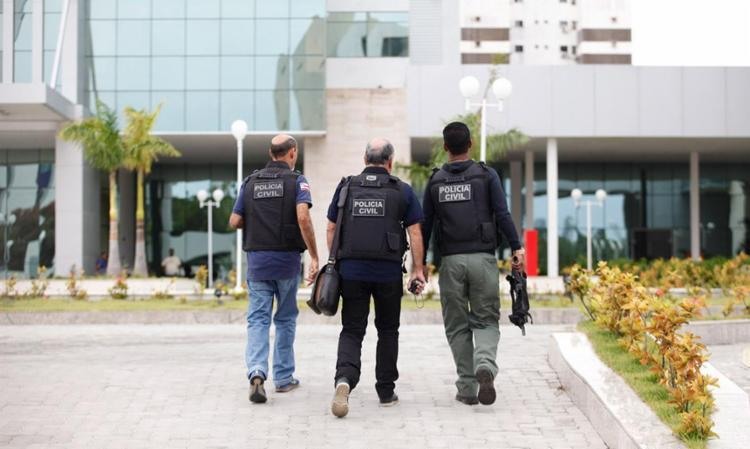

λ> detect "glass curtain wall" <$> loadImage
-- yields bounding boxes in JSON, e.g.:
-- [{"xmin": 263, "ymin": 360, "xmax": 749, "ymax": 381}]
[
  {"xmin": 85, "ymin": 0, "xmax": 326, "ymax": 132},
  {"xmin": 527, "ymin": 162, "xmax": 750, "ymax": 274},
  {"xmin": 327, "ymin": 12, "xmax": 409, "ymax": 57},
  {"xmin": 0, "ymin": 150, "xmax": 55, "ymax": 279}
]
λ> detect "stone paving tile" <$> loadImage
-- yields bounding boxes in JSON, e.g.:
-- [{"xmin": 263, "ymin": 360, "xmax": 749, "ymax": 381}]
[
  {"xmin": 0, "ymin": 324, "xmax": 606, "ymax": 449},
  {"xmin": 708, "ymin": 344, "xmax": 750, "ymax": 395}
]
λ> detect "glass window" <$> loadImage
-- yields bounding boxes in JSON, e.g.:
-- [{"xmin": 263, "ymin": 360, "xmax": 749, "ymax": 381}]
[
  {"xmin": 89, "ymin": 91, "xmax": 116, "ymax": 114},
  {"xmin": 89, "ymin": 20, "xmax": 117, "ymax": 56},
  {"xmin": 255, "ymin": 90, "xmax": 289, "ymax": 130},
  {"xmin": 186, "ymin": 91, "xmax": 219, "ymax": 130},
  {"xmin": 152, "ymin": 57, "xmax": 185, "ymax": 90},
  {"xmin": 186, "ymin": 19, "xmax": 220, "ymax": 55},
  {"xmin": 220, "ymin": 19, "xmax": 254, "ymax": 55},
  {"xmin": 117, "ymin": 0, "xmax": 151, "ymax": 18},
  {"xmin": 255, "ymin": 55, "xmax": 289, "ymax": 89},
  {"xmin": 89, "ymin": 0, "xmax": 116, "ymax": 19},
  {"xmin": 116, "ymin": 91, "xmax": 151, "ymax": 115},
  {"xmin": 43, "ymin": 13, "xmax": 60, "ymax": 50},
  {"xmin": 367, "ymin": 14, "xmax": 409, "ymax": 57},
  {"xmin": 7, "ymin": 163, "xmax": 39, "ymax": 188},
  {"xmin": 290, "ymin": 89, "xmax": 324, "ymax": 130},
  {"xmin": 117, "ymin": 20, "xmax": 151, "ymax": 56},
  {"xmin": 290, "ymin": 18, "xmax": 324, "ymax": 55},
  {"xmin": 153, "ymin": 20, "xmax": 186, "ymax": 55},
  {"xmin": 256, "ymin": 1, "xmax": 289, "ymax": 18},
  {"xmin": 152, "ymin": 91, "xmax": 186, "ymax": 131},
  {"xmin": 289, "ymin": 56, "xmax": 324, "ymax": 89},
  {"xmin": 186, "ymin": 0, "xmax": 219, "ymax": 18},
  {"xmin": 290, "ymin": 0, "xmax": 325, "ymax": 18},
  {"xmin": 220, "ymin": 56, "xmax": 253, "ymax": 89},
  {"xmin": 327, "ymin": 20, "xmax": 366, "ymax": 57},
  {"xmin": 116, "ymin": 57, "xmax": 150, "ymax": 90},
  {"xmin": 13, "ymin": 51, "xmax": 31, "ymax": 82},
  {"xmin": 153, "ymin": 0, "xmax": 186, "ymax": 18},
  {"xmin": 220, "ymin": 91, "xmax": 254, "ymax": 132},
  {"xmin": 45, "ymin": 0, "xmax": 62, "ymax": 12},
  {"xmin": 90, "ymin": 56, "xmax": 116, "ymax": 90},
  {"xmin": 221, "ymin": 0, "xmax": 254, "ymax": 18},
  {"xmin": 255, "ymin": 19, "xmax": 290, "ymax": 55},
  {"xmin": 14, "ymin": 11, "xmax": 31, "ymax": 50},
  {"xmin": 186, "ymin": 57, "xmax": 219, "ymax": 89}
]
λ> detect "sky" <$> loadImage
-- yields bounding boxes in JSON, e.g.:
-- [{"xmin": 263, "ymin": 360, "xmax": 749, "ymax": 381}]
[{"xmin": 632, "ymin": 0, "xmax": 750, "ymax": 66}]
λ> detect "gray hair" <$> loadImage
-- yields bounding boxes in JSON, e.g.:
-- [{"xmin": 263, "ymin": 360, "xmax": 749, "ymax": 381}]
[{"xmin": 365, "ymin": 139, "xmax": 395, "ymax": 165}]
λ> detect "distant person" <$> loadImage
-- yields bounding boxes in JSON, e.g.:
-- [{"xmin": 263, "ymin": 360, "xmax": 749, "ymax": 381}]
[
  {"xmin": 229, "ymin": 134, "xmax": 319, "ymax": 404},
  {"xmin": 95, "ymin": 251, "xmax": 107, "ymax": 275},
  {"xmin": 161, "ymin": 248, "xmax": 182, "ymax": 276}
]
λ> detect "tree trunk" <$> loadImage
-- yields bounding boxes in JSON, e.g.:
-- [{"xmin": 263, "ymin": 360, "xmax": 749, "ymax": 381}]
[
  {"xmin": 132, "ymin": 168, "xmax": 149, "ymax": 277},
  {"xmin": 105, "ymin": 171, "xmax": 122, "ymax": 277}
]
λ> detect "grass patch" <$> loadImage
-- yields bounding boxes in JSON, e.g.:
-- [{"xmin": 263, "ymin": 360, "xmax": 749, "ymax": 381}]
[{"xmin": 578, "ymin": 320, "xmax": 708, "ymax": 449}]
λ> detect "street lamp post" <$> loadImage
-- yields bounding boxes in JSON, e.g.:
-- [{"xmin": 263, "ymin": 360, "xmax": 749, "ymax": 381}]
[
  {"xmin": 572, "ymin": 188, "xmax": 607, "ymax": 271},
  {"xmin": 458, "ymin": 75, "xmax": 513, "ymax": 162},
  {"xmin": 197, "ymin": 189, "xmax": 225, "ymax": 289},
  {"xmin": 230, "ymin": 120, "xmax": 248, "ymax": 292}
]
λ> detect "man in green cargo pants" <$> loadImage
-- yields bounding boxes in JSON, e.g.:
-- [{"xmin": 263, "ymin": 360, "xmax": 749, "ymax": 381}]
[{"xmin": 422, "ymin": 122, "xmax": 525, "ymax": 406}]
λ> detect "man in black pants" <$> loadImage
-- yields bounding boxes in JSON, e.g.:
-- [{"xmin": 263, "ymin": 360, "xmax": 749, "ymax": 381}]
[{"xmin": 326, "ymin": 138, "xmax": 425, "ymax": 418}]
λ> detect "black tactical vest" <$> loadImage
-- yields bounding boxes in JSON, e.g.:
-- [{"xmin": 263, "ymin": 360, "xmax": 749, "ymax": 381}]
[
  {"xmin": 337, "ymin": 172, "xmax": 408, "ymax": 263},
  {"xmin": 428, "ymin": 161, "xmax": 497, "ymax": 256},
  {"xmin": 242, "ymin": 162, "xmax": 306, "ymax": 253}
]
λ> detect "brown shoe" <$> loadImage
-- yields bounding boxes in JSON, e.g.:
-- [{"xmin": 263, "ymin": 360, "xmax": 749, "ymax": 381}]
[
  {"xmin": 249, "ymin": 377, "xmax": 267, "ymax": 404},
  {"xmin": 275, "ymin": 379, "xmax": 300, "ymax": 393},
  {"xmin": 476, "ymin": 368, "xmax": 496, "ymax": 405},
  {"xmin": 331, "ymin": 381, "xmax": 350, "ymax": 418}
]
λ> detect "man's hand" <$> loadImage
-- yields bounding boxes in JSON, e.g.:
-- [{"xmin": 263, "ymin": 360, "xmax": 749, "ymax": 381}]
[
  {"xmin": 408, "ymin": 268, "xmax": 427, "ymax": 295},
  {"xmin": 422, "ymin": 265, "xmax": 430, "ymax": 283},
  {"xmin": 512, "ymin": 248, "xmax": 526, "ymax": 272},
  {"xmin": 306, "ymin": 258, "xmax": 319, "ymax": 286}
]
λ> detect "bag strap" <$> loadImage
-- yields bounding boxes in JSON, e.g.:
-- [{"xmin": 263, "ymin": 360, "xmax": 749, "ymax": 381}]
[{"xmin": 328, "ymin": 176, "xmax": 351, "ymax": 264}]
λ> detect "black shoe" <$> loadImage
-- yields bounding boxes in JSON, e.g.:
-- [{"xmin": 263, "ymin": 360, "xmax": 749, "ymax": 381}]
[
  {"xmin": 379, "ymin": 393, "xmax": 399, "ymax": 407},
  {"xmin": 476, "ymin": 368, "xmax": 496, "ymax": 405},
  {"xmin": 455, "ymin": 394, "xmax": 479, "ymax": 406},
  {"xmin": 249, "ymin": 376, "xmax": 267, "ymax": 404}
]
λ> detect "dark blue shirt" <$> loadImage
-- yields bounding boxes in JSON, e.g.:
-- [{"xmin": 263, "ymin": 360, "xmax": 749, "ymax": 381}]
[
  {"xmin": 422, "ymin": 159, "xmax": 521, "ymax": 263},
  {"xmin": 233, "ymin": 166, "xmax": 312, "ymax": 282},
  {"xmin": 327, "ymin": 167, "xmax": 423, "ymax": 283}
]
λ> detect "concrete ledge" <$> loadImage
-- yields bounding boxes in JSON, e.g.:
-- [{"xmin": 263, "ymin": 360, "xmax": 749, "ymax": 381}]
[
  {"xmin": 702, "ymin": 363, "xmax": 750, "ymax": 449},
  {"xmin": 685, "ymin": 319, "xmax": 750, "ymax": 345},
  {"xmin": 549, "ymin": 332, "xmax": 685, "ymax": 449},
  {"xmin": 0, "ymin": 307, "xmax": 582, "ymax": 326}
]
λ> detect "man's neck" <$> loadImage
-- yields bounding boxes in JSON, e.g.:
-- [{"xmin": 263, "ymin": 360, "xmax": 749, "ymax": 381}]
[
  {"xmin": 448, "ymin": 154, "xmax": 471, "ymax": 163},
  {"xmin": 270, "ymin": 159, "xmax": 293, "ymax": 169}
]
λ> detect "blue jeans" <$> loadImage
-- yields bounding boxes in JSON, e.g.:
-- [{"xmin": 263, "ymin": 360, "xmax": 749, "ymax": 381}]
[{"xmin": 245, "ymin": 276, "xmax": 300, "ymax": 388}]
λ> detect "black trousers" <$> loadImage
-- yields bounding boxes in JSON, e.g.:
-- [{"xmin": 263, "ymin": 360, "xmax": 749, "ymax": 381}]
[{"xmin": 335, "ymin": 279, "xmax": 402, "ymax": 399}]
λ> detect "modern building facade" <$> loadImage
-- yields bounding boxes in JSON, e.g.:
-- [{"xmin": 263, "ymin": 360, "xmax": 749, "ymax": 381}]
[{"xmin": 0, "ymin": 0, "xmax": 748, "ymax": 280}]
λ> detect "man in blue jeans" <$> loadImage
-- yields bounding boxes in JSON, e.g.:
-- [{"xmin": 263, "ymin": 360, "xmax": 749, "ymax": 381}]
[{"xmin": 229, "ymin": 134, "xmax": 319, "ymax": 404}]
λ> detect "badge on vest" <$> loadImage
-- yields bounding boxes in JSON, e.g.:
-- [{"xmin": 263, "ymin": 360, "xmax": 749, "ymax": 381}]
[
  {"xmin": 438, "ymin": 184, "xmax": 472, "ymax": 202},
  {"xmin": 253, "ymin": 181, "xmax": 284, "ymax": 199},
  {"xmin": 352, "ymin": 198, "xmax": 385, "ymax": 216}
]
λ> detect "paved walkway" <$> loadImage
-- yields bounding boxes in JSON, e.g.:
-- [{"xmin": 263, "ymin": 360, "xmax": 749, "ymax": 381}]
[
  {"xmin": 708, "ymin": 344, "xmax": 750, "ymax": 396},
  {"xmin": 0, "ymin": 324, "xmax": 606, "ymax": 449}
]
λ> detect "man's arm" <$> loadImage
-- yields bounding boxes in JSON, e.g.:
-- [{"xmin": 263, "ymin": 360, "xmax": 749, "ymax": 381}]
[
  {"xmin": 326, "ymin": 220, "xmax": 336, "ymax": 252},
  {"xmin": 406, "ymin": 223, "xmax": 426, "ymax": 293},
  {"xmin": 229, "ymin": 212, "xmax": 243, "ymax": 230},
  {"xmin": 487, "ymin": 168, "xmax": 525, "ymax": 270},
  {"xmin": 296, "ymin": 203, "xmax": 319, "ymax": 285},
  {"xmin": 421, "ymin": 184, "xmax": 434, "ymax": 265}
]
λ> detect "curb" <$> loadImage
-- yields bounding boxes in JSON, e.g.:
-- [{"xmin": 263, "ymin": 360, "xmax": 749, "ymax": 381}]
[
  {"xmin": 686, "ymin": 319, "xmax": 750, "ymax": 345},
  {"xmin": 548, "ymin": 332, "xmax": 685, "ymax": 449}
]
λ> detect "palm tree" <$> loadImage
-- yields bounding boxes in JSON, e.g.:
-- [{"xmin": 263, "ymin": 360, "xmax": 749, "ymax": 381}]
[
  {"xmin": 122, "ymin": 105, "xmax": 181, "ymax": 277},
  {"xmin": 59, "ymin": 100, "xmax": 126, "ymax": 277}
]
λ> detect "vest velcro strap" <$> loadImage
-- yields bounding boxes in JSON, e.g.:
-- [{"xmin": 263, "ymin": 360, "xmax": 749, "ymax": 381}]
[
  {"xmin": 257, "ymin": 172, "xmax": 279, "ymax": 179},
  {"xmin": 444, "ymin": 176, "xmax": 466, "ymax": 184}
]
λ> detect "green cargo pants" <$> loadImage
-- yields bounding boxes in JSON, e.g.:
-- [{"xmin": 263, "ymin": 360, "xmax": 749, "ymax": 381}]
[{"xmin": 438, "ymin": 252, "xmax": 500, "ymax": 397}]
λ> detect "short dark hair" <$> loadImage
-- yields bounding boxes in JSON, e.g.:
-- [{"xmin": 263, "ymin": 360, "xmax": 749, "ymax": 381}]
[
  {"xmin": 443, "ymin": 122, "xmax": 471, "ymax": 155},
  {"xmin": 270, "ymin": 137, "xmax": 297, "ymax": 158}
]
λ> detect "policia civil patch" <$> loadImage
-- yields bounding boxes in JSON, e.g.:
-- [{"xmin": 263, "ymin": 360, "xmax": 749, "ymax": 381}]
[
  {"xmin": 438, "ymin": 183, "xmax": 472, "ymax": 202},
  {"xmin": 253, "ymin": 180, "xmax": 284, "ymax": 199},
  {"xmin": 352, "ymin": 198, "xmax": 385, "ymax": 216}
]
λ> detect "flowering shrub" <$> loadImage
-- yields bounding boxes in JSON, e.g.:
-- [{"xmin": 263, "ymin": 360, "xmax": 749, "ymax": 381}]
[
  {"xmin": 66, "ymin": 267, "xmax": 88, "ymax": 300},
  {"xmin": 570, "ymin": 262, "xmax": 717, "ymax": 441},
  {"xmin": 108, "ymin": 274, "xmax": 129, "ymax": 300},
  {"xmin": 27, "ymin": 266, "xmax": 49, "ymax": 298}
]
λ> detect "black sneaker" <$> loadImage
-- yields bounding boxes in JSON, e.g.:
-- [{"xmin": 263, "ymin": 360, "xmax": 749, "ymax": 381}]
[
  {"xmin": 249, "ymin": 376, "xmax": 267, "ymax": 404},
  {"xmin": 455, "ymin": 394, "xmax": 479, "ymax": 406},
  {"xmin": 379, "ymin": 393, "xmax": 399, "ymax": 407},
  {"xmin": 476, "ymin": 368, "xmax": 496, "ymax": 405}
]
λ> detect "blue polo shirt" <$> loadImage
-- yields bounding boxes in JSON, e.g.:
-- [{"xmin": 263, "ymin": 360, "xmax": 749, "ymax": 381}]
[
  {"xmin": 327, "ymin": 167, "xmax": 423, "ymax": 283},
  {"xmin": 233, "ymin": 167, "xmax": 312, "ymax": 282}
]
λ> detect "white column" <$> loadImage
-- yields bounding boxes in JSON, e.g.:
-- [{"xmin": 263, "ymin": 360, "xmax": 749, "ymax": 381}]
[
  {"xmin": 690, "ymin": 151, "xmax": 700, "ymax": 261},
  {"xmin": 60, "ymin": 0, "xmax": 81, "ymax": 100},
  {"xmin": 2, "ymin": 0, "xmax": 14, "ymax": 82},
  {"xmin": 546, "ymin": 138, "xmax": 559, "ymax": 277},
  {"xmin": 524, "ymin": 149, "xmax": 534, "ymax": 229},
  {"xmin": 31, "ymin": 0, "xmax": 44, "ymax": 83}
]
